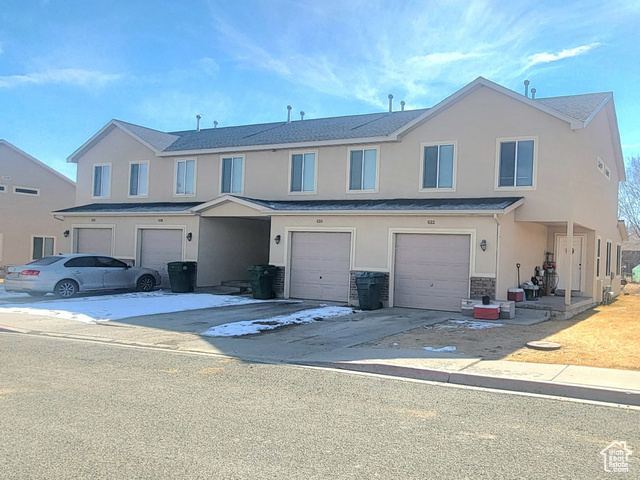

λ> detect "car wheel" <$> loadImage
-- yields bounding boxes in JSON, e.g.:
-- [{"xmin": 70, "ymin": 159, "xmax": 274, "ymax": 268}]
[
  {"xmin": 27, "ymin": 292, "xmax": 47, "ymax": 297},
  {"xmin": 54, "ymin": 279, "xmax": 78, "ymax": 298},
  {"xmin": 137, "ymin": 275, "xmax": 155, "ymax": 292}
]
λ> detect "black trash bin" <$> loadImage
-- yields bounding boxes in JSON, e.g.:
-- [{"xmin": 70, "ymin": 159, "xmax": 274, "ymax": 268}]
[
  {"xmin": 248, "ymin": 265, "xmax": 278, "ymax": 299},
  {"xmin": 168, "ymin": 261, "xmax": 197, "ymax": 293},
  {"xmin": 355, "ymin": 272, "xmax": 386, "ymax": 310}
]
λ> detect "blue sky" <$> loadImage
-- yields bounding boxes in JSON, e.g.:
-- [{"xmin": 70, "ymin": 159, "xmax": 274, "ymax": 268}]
[{"xmin": 1, "ymin": 0, "xmax": 639, "ymax": 180}]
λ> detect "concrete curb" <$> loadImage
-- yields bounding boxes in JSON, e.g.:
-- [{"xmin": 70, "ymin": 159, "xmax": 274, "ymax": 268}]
[{"xmin": 327, "ymin": 361, "xmax": 640, "ymax": 407}]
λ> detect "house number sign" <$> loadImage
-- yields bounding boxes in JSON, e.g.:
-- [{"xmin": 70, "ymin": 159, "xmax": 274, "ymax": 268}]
[{"xmin": 427, "ymin": 220, "xmax": 436, "ymax": 225}]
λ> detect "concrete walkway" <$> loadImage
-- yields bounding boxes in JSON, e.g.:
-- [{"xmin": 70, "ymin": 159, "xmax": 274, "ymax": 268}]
[{"xmin": 1, "ymin": 299, "xmax": 639, "ymax": 407}]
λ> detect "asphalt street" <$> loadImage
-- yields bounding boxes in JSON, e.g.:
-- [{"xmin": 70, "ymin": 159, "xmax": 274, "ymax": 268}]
[{"xmin": 1, "ymin": 333, "xmax": 638, "ymax": 479}]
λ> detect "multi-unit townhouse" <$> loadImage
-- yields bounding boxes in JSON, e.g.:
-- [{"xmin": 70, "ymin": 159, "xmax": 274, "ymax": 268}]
[
  {"xmin": 0, "ymin": 140, "xmax": 76, "ymax": 273},
  {"xmin": 54, "ymin": 77, "xmax": 626, "ymax": 312}
]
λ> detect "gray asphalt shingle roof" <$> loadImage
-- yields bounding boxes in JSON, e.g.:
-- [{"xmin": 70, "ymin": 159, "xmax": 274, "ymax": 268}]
[
  {"xmin": 55, "ymin": 202, "xmax": 202, "ymax": 214},
  {"xmin": 535, "ymin": 92, "xmax": 611, "ymax": 123},
  {"xmin": 163, "ymin": 109, "xmax": 429, "ymax": 151},
  {"xmin": 235, "ymin": 196, "xmax": 523, "ymax": 211}
]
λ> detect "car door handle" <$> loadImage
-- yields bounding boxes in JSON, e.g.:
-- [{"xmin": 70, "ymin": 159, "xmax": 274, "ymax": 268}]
[{"xmin": 73, "ymin": 271, "xmax": 82, "ymax": 274}]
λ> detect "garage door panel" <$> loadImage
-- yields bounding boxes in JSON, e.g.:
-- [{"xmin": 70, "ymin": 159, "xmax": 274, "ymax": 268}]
[
  {"xmin": 290, "ymin": 232, "xmax": 350, "ymax": 302},
  {"xmin": 76, "ymin": 228, "xmax": 112, "ymax": 255},
  {"xmin": 394, "ymin": 234, "xmax": 470, "ymax": 311},
  {"xmin": 139, "ymin": 229, "xmax": 183, "ymax": 287}
]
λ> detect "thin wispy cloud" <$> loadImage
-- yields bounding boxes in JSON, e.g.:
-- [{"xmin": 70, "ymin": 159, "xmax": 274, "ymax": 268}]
[
  {"xmin": 526, "ymin": 43, "xmax": 600, "ymax": 68},
  {"xmin": 0, "ymin": 68, "xmax": 121, "ymax": 88}
]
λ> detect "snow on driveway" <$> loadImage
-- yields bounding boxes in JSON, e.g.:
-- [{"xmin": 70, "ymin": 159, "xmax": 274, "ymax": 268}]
[
  {"xmin": 201, "ymin": 306, "xmax": 356, "ymax": 337},
  {"xmin": 0, "ymin": 290, "xmax": 266, "ymax": 323}
]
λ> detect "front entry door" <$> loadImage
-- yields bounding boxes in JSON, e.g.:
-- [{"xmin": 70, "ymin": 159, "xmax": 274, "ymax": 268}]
[{"xmin": 556, "ymin": 236, "xmax": 583, "ymax": 292}]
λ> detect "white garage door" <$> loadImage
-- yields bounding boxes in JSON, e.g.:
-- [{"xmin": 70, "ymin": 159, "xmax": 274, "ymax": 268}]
[
  {"xmin": 76, "ymin": 228, "xmax": 113, "ymax": 255},
  {"xmin": 394, "ymin": 234, "xmax": 470, "ymax": 311},
  {"xmin": 139, "ymin": 229, "xmax": 184, "ymax": 287},
  {"xmin": 290, "ymin": 232, "xmax": 351, "ymax": 302}
]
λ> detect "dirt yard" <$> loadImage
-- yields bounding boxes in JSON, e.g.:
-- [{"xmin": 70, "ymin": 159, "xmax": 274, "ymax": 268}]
[{"xmin": 369, "ymin": 284, "xmax": 640, "ymax": 371}]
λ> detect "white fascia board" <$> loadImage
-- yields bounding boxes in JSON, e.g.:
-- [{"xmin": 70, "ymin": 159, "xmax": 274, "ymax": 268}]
[
  {"xmin": 156, "ymin": 135, "xmax": 398, "ymax": 157},
  {"xmin": 605, "ymin": 98, "xmax": 626, "ymax": 182},
  {"xmin": 391, "ymin": 77, "xmax": 583, "ymax": 137},
  {"xmin": 618, "ymin": 220, "xmax": 629, "ymax": 242},
  {"xmin": 52, "ymin": 210, "xmax": 197, "ymax": 218},
  {"xmin": 582, "ymin": 93, "xmax": 612, "ymax": 127},
  {"xmin": 268, "ymin": 208, "xmax": 516, "ymax": 217},
  {"xmin": 67, "ymin": 120, "xmax": 167, "ymax": 164},
  {"xmin": 0, "ymin": 140, "xmax": 76, "ymax": 186},
  {"xmin": 191, "ymin": 195, "xmax": 275, "ymax": 214}
]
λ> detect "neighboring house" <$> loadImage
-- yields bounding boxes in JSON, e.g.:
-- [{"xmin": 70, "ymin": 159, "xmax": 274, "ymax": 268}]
[
  {"xmin": 0, "ymin": 140, "xmax": 76, "ymax": 273},
  {"xmin": 621, "ymin": 238, "xmax": 640, "ymax": 281},
  {"xmin": 54, "ymin": 77, "xmax": 626, "ymax": 310}
]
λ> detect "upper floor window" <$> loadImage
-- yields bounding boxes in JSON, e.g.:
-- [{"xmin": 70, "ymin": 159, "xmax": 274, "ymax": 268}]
[
  {"xmin": 93, "ymin": 164, "xmax": 111, "ymax": 198},
  {"xmin": 221, "ymin": 156, "xmax": 243, "ymax": 194},
  {"xmin": 14, "ymin": 186, "xmax": 40, "ymax": 195},
  {"xmin": 349, "ymin": 148, "xmax": 377, "ymax": 191},
  {"xmin": 32, "ymin": 236, "xmax": 54, "ymax": 261},
  {"xmin": 175, "ymin": 159, "xmax": 195, "ymax": 195},
  {"xmin": 498, "ymin": 138, "xmax": 535, "ymax": 188},
  {"xmin": 129, "ymin": 162, "xmax": 149, "ymax": 197},
  {"xmin": 421, "ymin": 143, "xmax": 455, "ymax": 190},
  {"xmin": 290, "ymin": 152, "xmax": 316, "ymax": 193}
]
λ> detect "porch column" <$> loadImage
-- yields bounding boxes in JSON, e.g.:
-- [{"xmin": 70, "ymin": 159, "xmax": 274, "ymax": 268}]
[{"xmin": 565, "ymin": 220, "xmax": 574, "ymax": 306}]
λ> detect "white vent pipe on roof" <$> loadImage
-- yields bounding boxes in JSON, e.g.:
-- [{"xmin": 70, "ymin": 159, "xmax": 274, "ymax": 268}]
[
  {"xmin": 287, "ymin": 105, "xmax": 292, "ymax": 123},
  {"xmin": 388, "ymin": 94, "xmax": 393, "ymax": 113},
  {"xmin": 524, "ymin": 79, "xmax": 530, "ymax": 98},
  {"xmin": 300, "ymin": 111, "xmax": 305, "ymax": 120},
  {"xmin": 401, "ymin": 100, "xmax": 405, "ymax": 112},
  {"xmin": 214, "ymin": 120, "xmax": 219, "ymax": 128},
  {"xmin": 531, "ymin": 88, "xmax": 537, "ymax": 99},
  {"xmin": 196, "ymin": 114, "xmax": 202, "ymax": 131}
]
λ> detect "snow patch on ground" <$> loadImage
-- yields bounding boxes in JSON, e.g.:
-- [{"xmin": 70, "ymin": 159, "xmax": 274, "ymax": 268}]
[
  {"xmin": 0, "ymin": 286, "xmax": 30, "ymax": 301},
  {"xmin": 202, "ymin": 306, "xmax": 355, "ymax": 337},
  {"xmin": 433, "ymin": 319, "xmax": 503, "ymax": 329},
  {"xmin": 0, "ymin": 291, "xmax": 266, "ymax": 323},
  {"xmin": 424, "ymin": 346, "xmax": 457, "ymax": 352}
]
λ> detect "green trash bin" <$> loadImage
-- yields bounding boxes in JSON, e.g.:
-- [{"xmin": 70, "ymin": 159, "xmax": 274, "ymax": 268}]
[
  {"xmin": 168, "ymin": 261, "xmax": 197, "ymax": 293},
  {"xmin": 248, "ymin": 265, "xmax": 278, "ymax": 299},
  {"xmin": 355, "ymin": 272, "xmax": 386, "ymax": 310}
]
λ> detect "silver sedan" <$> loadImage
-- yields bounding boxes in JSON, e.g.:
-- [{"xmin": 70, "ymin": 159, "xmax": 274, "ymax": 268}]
[{"xmin": 4, "ymin": 254, "xmax": 162, "ymax": 298}]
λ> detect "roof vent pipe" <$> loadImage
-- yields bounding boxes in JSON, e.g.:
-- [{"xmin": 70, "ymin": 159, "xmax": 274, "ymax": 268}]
[
  {"xmin": 196, "ymin": 114, "xmax": 202, "ymax": 131},
  {"xmin": 214, "ymin": 120, "xmax": 219, "ymax": 128},
  {"xmin": 531, "ymin": 88, "xmax": 536, "ymax": 100},
  {"xmin": 401, "ymin": 100, "xmax": 405, "ymax": 112},
  {"xmin": 300, "ymin": 111, "xmax": 305, "ymax": 120},
  {"xmin": 388, "ymin": 94, "xmax": 394, "ymax": 113},
  {"xmin": 287, "ymin": 105, "xmax": 292, "ymax": 123},
  {"xmin": 524, "ymin": 79, "xmax": 530, "ymax": 98}
]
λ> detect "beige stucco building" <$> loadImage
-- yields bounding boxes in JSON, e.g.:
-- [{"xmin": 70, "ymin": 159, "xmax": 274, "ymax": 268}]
[
  {"xmin": 54, "ymin": 77, "xmax": 626, "ymax": 311},
  {"xmin": 0, "ymin": 140, "xmax": 76, "ymax": 272}
]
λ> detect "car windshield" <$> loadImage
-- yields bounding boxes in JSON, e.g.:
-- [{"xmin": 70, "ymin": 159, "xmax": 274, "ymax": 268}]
[{"xmin": 27, "ymin": 256, "xmax": 64, "ymax": 266}]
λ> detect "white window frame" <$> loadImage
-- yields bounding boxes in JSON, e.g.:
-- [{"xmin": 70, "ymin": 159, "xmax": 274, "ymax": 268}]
[
  {"xmin": 92, "ymin": 163, "xmax": 112, "ymax": 199},
  {"xmin": 605, "ymin": 240, "xmax": 612, "ymax": 277},
  {"xmin": 13, "ymin": 186, "xmax": 41, "ymax": 196},
  {"xmin": 288, "ymin": 150, "xmax": 317, "ymax": 195},
  {"xmin": 495, "ymin": 136, "xmax": 538, "ymax": 190},
  {"xmin": 616, "ymin": 243, "xmax": 622, "ymax": 276},
  {"xmin": 347, "ymin": 146, "xmax": 380, "ymax": 193},
  {"xmin": 174, "ymin": 159, "xmax": 196, "ymax": 197},
  {"xmin": 128, "ymin": 161, "xmax": 150, "ymax": 198},
  {"xmin": 219, "ymin": 155, "xmax": 245, "ymax": 195},
  {"xmin": 596, "ymin": 236, "xmax": 601, "ymax": 278},
  {"xmin": 419, "ymin": 141, "xmax": 457, "ymax": 192},
  {"xmin": 31, "ymin": 235, "xmax": 56, "ymax": 261}
]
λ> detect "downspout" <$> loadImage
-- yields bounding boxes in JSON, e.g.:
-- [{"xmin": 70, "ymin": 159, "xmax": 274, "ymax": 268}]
[{"xmin": 493, "ymin": 214, "xmax": 501, "ymax": 297}]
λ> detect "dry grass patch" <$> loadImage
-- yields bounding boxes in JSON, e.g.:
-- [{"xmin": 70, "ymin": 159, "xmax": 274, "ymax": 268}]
[
  {"xmin": 504, "ymin": 290, "xmax": 640, "ymax": 370},
  {"xmin": 368, "ymin": 286, "xmax": 640, "ymax": 371}
]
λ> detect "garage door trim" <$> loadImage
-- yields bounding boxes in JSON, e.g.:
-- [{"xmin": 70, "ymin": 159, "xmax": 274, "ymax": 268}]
[
  {"xmin": 284, "ymin": 227, "xmax": 355, "ymax": 300},
  {"xmin": 389, "ymin": 228, "xmax": 476, "ymax": 309},
  {"xmin": 72, "ymin": 224, "xmax": 115, "ymax": 256}
]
